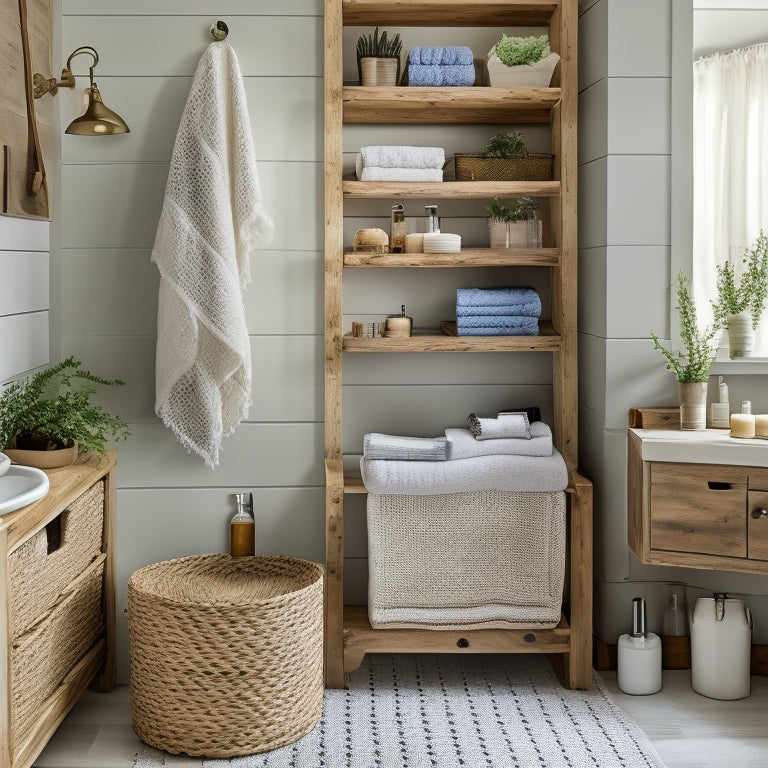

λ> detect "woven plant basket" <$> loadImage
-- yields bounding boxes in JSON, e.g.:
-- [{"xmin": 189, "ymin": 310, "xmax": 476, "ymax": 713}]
[
  {"xmin": 454, "ymin": 152, "xmax": 554, "ymax": 181},
  {"xmin": 128, "ymin": 554, "xmax": 324, "ymax": 758}
]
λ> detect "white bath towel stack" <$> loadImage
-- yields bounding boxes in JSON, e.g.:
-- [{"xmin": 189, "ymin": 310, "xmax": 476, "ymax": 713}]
[
  {"xmin": 152, "ymin": 42, "xmax": 273, "ymax": 468},
  {"xmin": 356, "ymin": 145, "xmax": 445, "ymax": 181}
]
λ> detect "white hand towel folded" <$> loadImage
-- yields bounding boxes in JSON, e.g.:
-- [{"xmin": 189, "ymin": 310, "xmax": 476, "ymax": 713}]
[
  {"xmin": 468, "ymin": 412, "xmax": 531, "ymax": 440},
  {"xmin": 364, "ymin": 433, "xmax": 449, "ymax": 461},
  {"xmin": 152, "ymin": 42, "xmax": 273, "ymax": 468},
  {"xmin": 360, "ymin": 145, "xmax": 445, "ymax": 169}
]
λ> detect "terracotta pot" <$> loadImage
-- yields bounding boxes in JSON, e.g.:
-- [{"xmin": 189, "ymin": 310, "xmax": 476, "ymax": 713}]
[
  {"xmin": 678, "ymin": 381, "xmax": 708, "ymax": 431},
  {"xmin": 4, "ymin": 444, "xmax": 78, "ymax": 469}
]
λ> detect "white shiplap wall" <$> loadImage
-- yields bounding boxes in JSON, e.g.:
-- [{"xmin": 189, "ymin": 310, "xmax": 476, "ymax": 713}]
[{"xmin": 59, "ymin": 2, "xmax": 562, "ymax": 680}]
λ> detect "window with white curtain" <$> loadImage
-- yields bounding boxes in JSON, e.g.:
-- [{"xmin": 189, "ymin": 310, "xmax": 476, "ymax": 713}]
[{"xmin": 692, "ymin": 41, "xmax": 768, "ymax": 356}]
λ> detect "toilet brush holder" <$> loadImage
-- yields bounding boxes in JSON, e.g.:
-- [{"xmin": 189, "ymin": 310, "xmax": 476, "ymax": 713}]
[{"xmin": 617, "ymin": 597, "xmax": 662, "ymax": 695}]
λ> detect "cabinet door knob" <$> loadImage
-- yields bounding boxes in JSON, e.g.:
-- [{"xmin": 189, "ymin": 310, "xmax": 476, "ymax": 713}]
[{"xmin": 751, "ymin": 507, "xmax": 768, "ymax": 519}]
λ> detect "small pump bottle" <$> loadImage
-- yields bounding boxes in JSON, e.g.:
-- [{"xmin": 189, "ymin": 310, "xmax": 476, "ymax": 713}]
[
  {"xmin": 424, "ymin": 205, "xmax": 440, "ymax": 233},
  {"xmin": 617, "ymin": 597, "xmax": 662, "ymax": 695},
  {"xmin": 230, "ymin": 492, "xmax": 255, "ymax": 557}
]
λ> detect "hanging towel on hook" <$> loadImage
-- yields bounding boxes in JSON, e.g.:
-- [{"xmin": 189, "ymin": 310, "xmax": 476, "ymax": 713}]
[{"xmin": 152, "ymin": 42, "xmax": 273, "ymax": 468}]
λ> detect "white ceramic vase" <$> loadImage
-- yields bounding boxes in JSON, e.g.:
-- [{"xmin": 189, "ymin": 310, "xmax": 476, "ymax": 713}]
[
  {"xmin": 678, "ymin": 381, "xmax": 708, "ymax": 430},
  {"xmin": 727, "ymin": 312, "xmax": 754, "ymax": 359},
  {"xmin": 488, "ymin": 220, "xmax": 527, "ymax": 248}
]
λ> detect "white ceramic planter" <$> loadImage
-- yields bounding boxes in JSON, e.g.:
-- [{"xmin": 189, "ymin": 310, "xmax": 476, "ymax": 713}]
[
  {"xmin": 727, "ymin": 312, "xmax": 754, "ymax": 358},
  {"xmin": 488, "ymin": 220, "xmax": 527, "ymax": 248},
  {"xmin": 678, "ymin": 381, "xmax": 708, "ymax": 431},
  {"xmin": 485, "ymin": 50, "xmax": 560, "ymax": 87}
]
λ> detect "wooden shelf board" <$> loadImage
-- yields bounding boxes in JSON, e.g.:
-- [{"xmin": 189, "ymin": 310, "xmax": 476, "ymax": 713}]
[
  {"xmin": 343, "ymin": 180, "xmax": 561, "ymax": 199},
  {"xmin": 343, "ymin": 606, "xmax": 570, "ymax": 672},
  {"xmin": 342, "ymin": 0, "xmax": 560, "ymax": 27},
  {"xmin": 343, "ymin": 86, "xmax": 561, "ymax": 124},
  {"xmin": 343, "ymin": 323, "xmax": 559, "ymax": 352},
  {"xmin": 343, "ymin": 247, "xmax": 560, "ymax": 268}
]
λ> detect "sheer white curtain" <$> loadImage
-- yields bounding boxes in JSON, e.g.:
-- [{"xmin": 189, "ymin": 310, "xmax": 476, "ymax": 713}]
[{"xmin": 693, "ymin": 42, "xmax": 768, "ymax": 355}]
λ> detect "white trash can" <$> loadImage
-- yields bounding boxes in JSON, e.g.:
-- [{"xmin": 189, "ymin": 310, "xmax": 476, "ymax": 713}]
[{"xmin": 690, "ymin": 594, "xmax": 752, "ymax": 700}]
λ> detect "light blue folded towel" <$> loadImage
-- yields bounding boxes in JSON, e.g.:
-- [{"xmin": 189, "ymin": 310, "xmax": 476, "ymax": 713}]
[
  {"xmin": 407, "ymin": 64, "xmax": 476, "ymax": 86},
  {"xmin": 408, "ymin": 46, "xmax": 474, "ymax": 66},
  {"xmin": 456, "ymin": 302, "xmax": 541, "ymax": 318},
  {"xmin": 456, "ymin": 316, "xmax": 539, "ymax": 336},
  {"xmin": 456, "ymin": 286, "xmax": 541, "ymax": 311}
]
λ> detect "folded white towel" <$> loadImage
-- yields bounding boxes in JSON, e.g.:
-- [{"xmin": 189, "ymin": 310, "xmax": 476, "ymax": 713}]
[
  {"xmin": 360, "ymin": 449, "xmax": 568, "ymax": 494},
  {"xmin": 468, "ymin": 412, "xmax": 531, "ymax": 440},
  {"xmin": 152, "ymin": 42, "xmax": 273, "ymax": 467},
  {"xmin": 356, "ymin": 161, "xmax": 444, "ymax": 182},
  {"xmin": 360, "ymin": 145, "xmax": 445, "ymax": 169},
  {"xmin": 364, "ymin": 433, "xmax": 449, "ymax": 461},
  {"xmin": 446, "ymin": 422, "xmax": 553, "ymax": 459}
]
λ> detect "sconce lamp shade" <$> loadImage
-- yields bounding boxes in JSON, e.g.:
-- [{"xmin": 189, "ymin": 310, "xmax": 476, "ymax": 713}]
[{"xmin": 66, "ymin": 84, "xmax": 129, "ymax": 135}]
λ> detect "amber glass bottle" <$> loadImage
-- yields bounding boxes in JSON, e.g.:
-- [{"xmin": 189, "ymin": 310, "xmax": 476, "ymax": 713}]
[{"xmin": 230, "ymin": 492, "xmax": 255, "ymax": 557}]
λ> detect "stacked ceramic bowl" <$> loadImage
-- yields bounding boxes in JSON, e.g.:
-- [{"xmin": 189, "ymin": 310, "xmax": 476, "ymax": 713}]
[{"xmin": 422, "ymin": 233, "xmax": 461, "ymax": 253}]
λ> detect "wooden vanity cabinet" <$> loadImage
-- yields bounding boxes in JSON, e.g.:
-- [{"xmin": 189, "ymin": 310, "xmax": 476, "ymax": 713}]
[
  {"xmin": 0, "ymin": 453, "xmax": 116, "ymax": 768},
  {"xmin": 628, "ymin": 429, "xmax": 768, "ymax": 574}
]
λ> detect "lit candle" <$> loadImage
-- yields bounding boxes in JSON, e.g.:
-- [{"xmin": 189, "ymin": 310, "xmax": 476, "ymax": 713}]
[
  {"xmin": 755, "ymin": 414, "xmax": 768, "ymax": 438},
  {"xmin": 731, "ymin": 413, "xmax": 756, "ymax": 439}
]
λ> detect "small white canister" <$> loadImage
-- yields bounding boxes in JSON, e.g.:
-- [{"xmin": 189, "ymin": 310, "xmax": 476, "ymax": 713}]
[{"xmin": 691, "ymin": 594, "xmax": 752, "ymax": 700}]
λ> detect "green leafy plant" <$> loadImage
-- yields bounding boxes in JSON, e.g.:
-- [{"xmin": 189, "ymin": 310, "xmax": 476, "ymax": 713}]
[
  {"xmin": 650, "ymin": 271, "xmax": 725, "ymax": 383},
  {"xmin": 494, "ymin": 34, "xmax": 551, "ymax": 67},
  {"xmin": 485, "ymin": 197, "xmax": 527, "ymax": 222},
  {"xmin": 356, "ymin": 27, "xmax": 402, "ymax": 59},
  {"xmin": 712, "ymin": 230, "xmax": 768, "ymax": 330},
  {"xmin": 0, "ymin": 357, "xmax": 130, "ymax": 455},
  {"xmin": 478, "ymin": 131, "xmax": 526, "ymax": 158}
]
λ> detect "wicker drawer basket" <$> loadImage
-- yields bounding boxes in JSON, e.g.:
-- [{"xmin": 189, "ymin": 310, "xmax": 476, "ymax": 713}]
[
  {"xmin": 128, "ymin": 554, "xmax": 324, "ymax": 758},
  {"xmin": 8, "ymin": 481, "xmax": 104, "ymax": 639},
  {"xmin": 10, "ymin": 555, "xmax": 106, "ymax": 750},
  {"xmin": 453, "ymin": 152, "xmax": 554, "ymax": 181}
]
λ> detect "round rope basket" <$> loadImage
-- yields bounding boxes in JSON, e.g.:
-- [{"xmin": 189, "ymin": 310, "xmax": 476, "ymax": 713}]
[{"xmin": 127, "ymin": 554, "xmax": 324, "ymax": 758}]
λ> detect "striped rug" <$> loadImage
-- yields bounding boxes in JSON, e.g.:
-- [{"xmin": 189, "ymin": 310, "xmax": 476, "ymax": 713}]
[{"xmin": 133, "ymin": 653, "xmax": 667, "ymax": 768}]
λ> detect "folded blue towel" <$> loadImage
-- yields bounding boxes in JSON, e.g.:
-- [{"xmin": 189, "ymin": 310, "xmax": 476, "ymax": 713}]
[
  {"xmin": 456, "ymin": 316, "xmax": 539, "ymax": 336},
  {"xmin": 456, "ymin": 287, "xmax": 541, "ymax": 317},
  {"xmin": 408, "ymin": 46, "xmax": 474, "ymax": 66},
  {"xmin": 407, "ymin": 64, "xmax": 476, "ymax": 87}
]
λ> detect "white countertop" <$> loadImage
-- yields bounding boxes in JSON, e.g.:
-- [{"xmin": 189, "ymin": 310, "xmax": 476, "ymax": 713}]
[{"xmin": 630, "ymin": 428, "xmax": 768, "ymax": 466}]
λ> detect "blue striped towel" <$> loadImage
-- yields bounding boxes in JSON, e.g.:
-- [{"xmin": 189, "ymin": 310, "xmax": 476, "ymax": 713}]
[
  {"xmin": 408, "ymin": 46, "xmax": 474, "ymax": 66},
  {"xmin": 456, "ymin": 287, "xmax": 541, "ymax": 317}
]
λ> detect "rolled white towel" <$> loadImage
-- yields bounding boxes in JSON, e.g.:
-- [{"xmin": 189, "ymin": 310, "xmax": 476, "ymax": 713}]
[
  {"xmin": 360, "ymin": 145, "xmax": 445, "ymax": 170},
  {"xmin": 446, "ymin": 422, "xmax": 553, "ymax": 459},
  {"xmin": 468, "ymin": 411, "xmax": 531, "ymax": 440}
]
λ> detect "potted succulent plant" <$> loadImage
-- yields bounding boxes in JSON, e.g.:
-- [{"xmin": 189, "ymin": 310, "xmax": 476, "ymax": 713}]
[
  {"xmin": 356, "ymin": 27, "xmax": 403, "ymax": 86},
  {"xmin": 0, "ymin": 356, "xmax": 130, "ymax": 468},
  {"xmin": 712, "ymin": 230, "xmax": 768, "ymax": 359},
  {"xmin": 650, "ymin": 271, "xmax": 725, "ymax": 430},
  {"xmin": 454, "ymin": 131, "xmax": 553, "ymax": 181},
  {"xmin": 485, "ymin": 34, "xmax": 560, "ymax": 87},
  {"xmin": 485, "ymin": 197, "xmax": 528, "ymax": 248}
]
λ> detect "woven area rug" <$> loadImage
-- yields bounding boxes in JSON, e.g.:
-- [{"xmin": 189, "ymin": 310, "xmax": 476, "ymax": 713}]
[{"xmin": 132, "ymin": 653, "xmax": 667, "ymax": 768}]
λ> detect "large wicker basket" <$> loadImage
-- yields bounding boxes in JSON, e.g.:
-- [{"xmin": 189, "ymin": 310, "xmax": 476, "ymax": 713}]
[
  {"xmin": 454, "ymin": 152, "xmax": 554, "ymax": 181},
  {"xmin": 128, "ymin": 554, "xmax": 324, "ymax": 758}
]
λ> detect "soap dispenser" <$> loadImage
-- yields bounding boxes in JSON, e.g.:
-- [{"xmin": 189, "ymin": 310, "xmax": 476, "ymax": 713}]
[
  {"xmin": 230, "ymin": 492, "xmax": 255, "ymax": 557},
  {"xmin": 617, "ymin": 597, "xmax": 662, "ymax": 695}
]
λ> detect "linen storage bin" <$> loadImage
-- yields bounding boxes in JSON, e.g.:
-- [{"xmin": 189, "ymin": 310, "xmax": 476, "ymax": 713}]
[
  {"xmin": 127, "ymin": 554, "xmax": 324, "ymax": 758},
  {"xmin": 8, "ymin": 481, "xmax": 104, "ymax": 638},
  {"xmin": 10, "ymin": 555, "xmax": 106, "ymax": 751},
  {"xmin": 367, "ymin": 489, "xmax": 566, "ymax": 629}
]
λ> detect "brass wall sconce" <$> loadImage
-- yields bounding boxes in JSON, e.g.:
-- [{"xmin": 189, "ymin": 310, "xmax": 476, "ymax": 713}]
[{"xmin": 33, "ymin": 46, "xmax": 129, "ymax": 135}]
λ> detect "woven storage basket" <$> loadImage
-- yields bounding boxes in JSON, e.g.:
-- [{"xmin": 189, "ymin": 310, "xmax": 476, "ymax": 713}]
[
  {"xmin": 454, "ymin": 152, "xmax": 554, "ymax": 181},
  {"xmin": 11, "ymin": 555, "xmax": 105, "ymax": 748},
  {"xmin": 367, "ymin": 490, "xmax": 565, "ymax": 629},
  {"xmin": 128, "ymin": 554, "xmax": 324, "ymax": 758},
  {"xmin": 8, "ymin": 481, "xmax": 104, "ymax": 639}
]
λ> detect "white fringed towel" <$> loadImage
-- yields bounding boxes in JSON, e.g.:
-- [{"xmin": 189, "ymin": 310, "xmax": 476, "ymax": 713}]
[{"xmin": 152, "ymin": 42, "xmax": 273, "ymax": 468}]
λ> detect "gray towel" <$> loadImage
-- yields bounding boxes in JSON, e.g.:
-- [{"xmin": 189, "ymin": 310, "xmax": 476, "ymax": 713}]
[
  {"xmin": 468, "ymin": 412, "xmax": 531, "ymax": 440},
  {"xmin": 446, "ymin": 422, "xmax": 553, "ymax": 459},
  {"xmin": 364, "ymin": 433, "xmax": 449, "ymax": 461}
]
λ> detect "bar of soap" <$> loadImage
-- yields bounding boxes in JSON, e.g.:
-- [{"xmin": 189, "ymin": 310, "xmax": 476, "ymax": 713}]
[{"xmin": 730, "ymin": 413, "xmax": 756, "ymax": 439}]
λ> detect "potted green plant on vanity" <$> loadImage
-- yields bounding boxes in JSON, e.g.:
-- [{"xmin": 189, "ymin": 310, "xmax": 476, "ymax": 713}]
[
  {"xmin": 651, "ymin": 271, "xmax": 725, "ymax": 430},
  {"xmin": 0, "ymin": 356, "xmax": 130, "ymax": 468},
  {"xmin": 713, "ymin": 230, "xmax": 768, "ymax": 359}
]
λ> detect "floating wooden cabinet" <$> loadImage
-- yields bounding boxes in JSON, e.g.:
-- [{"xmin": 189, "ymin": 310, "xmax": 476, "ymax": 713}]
[
  {"xmin": 628, "ymin": 429, "xmax": 768, "ymax": 575},
  {"xmin": 0, "ymin": 453, "xmax": 117, "ymax": 768}
]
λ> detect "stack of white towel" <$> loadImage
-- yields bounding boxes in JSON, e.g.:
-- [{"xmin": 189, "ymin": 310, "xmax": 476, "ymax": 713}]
[{"xmin": 356, "ymin": 145, "xmax": 445, "ymax": 182}]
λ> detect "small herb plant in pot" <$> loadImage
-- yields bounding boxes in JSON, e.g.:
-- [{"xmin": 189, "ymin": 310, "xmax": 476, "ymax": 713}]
[
  {"xmin": 486, "ymin": 34, "xmax": 561, "ymax": 87},
  {"xmin": 356, "ymin": 27, "xmax": 402, "ymax": 86},
  {"xmin": 650, "ymin": 271, "xmax": 725, "ymax": 430},
  {"xmin": 485, "ymin": 197, "xmax": 527, "ymax": 248},
  {"xmin": 0, "ymin": 356, "xmax": 131, "ymax": 467},
  {"xmin": 712, "ymin": 230, "xmax": 768, "ymax": 358}
]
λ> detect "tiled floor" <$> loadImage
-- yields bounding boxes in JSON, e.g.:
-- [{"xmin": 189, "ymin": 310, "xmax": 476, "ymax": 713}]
[{"xmin": 33, "ymin": 668, "xmax": 768, "ymax": 768}]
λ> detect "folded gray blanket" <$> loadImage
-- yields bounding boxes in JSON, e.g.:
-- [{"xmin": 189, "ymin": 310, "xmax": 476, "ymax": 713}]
[
  {"xmin": 446, "ymin": 422, "xmax": 553, "ymax": 459},
  {"xmin": 360, "ymin": 449, "xmax": 568, "ymax": 494},
  {"xmin": 468, "ymin": 412, "xmax": 531, "ymax": 440},
  {"xmin": 363, "ymin": 433, "xmax": 449, "ymax": 461}
]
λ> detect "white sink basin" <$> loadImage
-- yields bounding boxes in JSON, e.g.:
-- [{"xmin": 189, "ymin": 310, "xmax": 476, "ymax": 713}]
[
  {"xmin": 0, "ymin": 464, "xmax": 50, "ymax": 515},
  {"xmin": 0, "ymin": 452, "xmax": 9, "ymax": 477}
]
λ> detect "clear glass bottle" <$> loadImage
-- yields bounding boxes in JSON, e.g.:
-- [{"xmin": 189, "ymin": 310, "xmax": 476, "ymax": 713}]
[
  {"xmin": 230, "ymin": 492, "xmax": 255, "ymax": 557},
  {"xmin": 390, "ymin": 204, "xmax": 406, "ymax": 253}
]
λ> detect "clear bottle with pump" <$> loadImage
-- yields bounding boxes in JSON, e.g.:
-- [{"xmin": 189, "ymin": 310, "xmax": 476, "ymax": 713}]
[
  {"xmin": 617, "ymin": 597, "xmax": 662, "ymax": 695},
  {"xmin": 711, "ymin": 376, "xmax": 730, "ymax": 428},
  {"xmin": 230, "ymin": 492, "xmax": 255, "ymax": 557}
]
